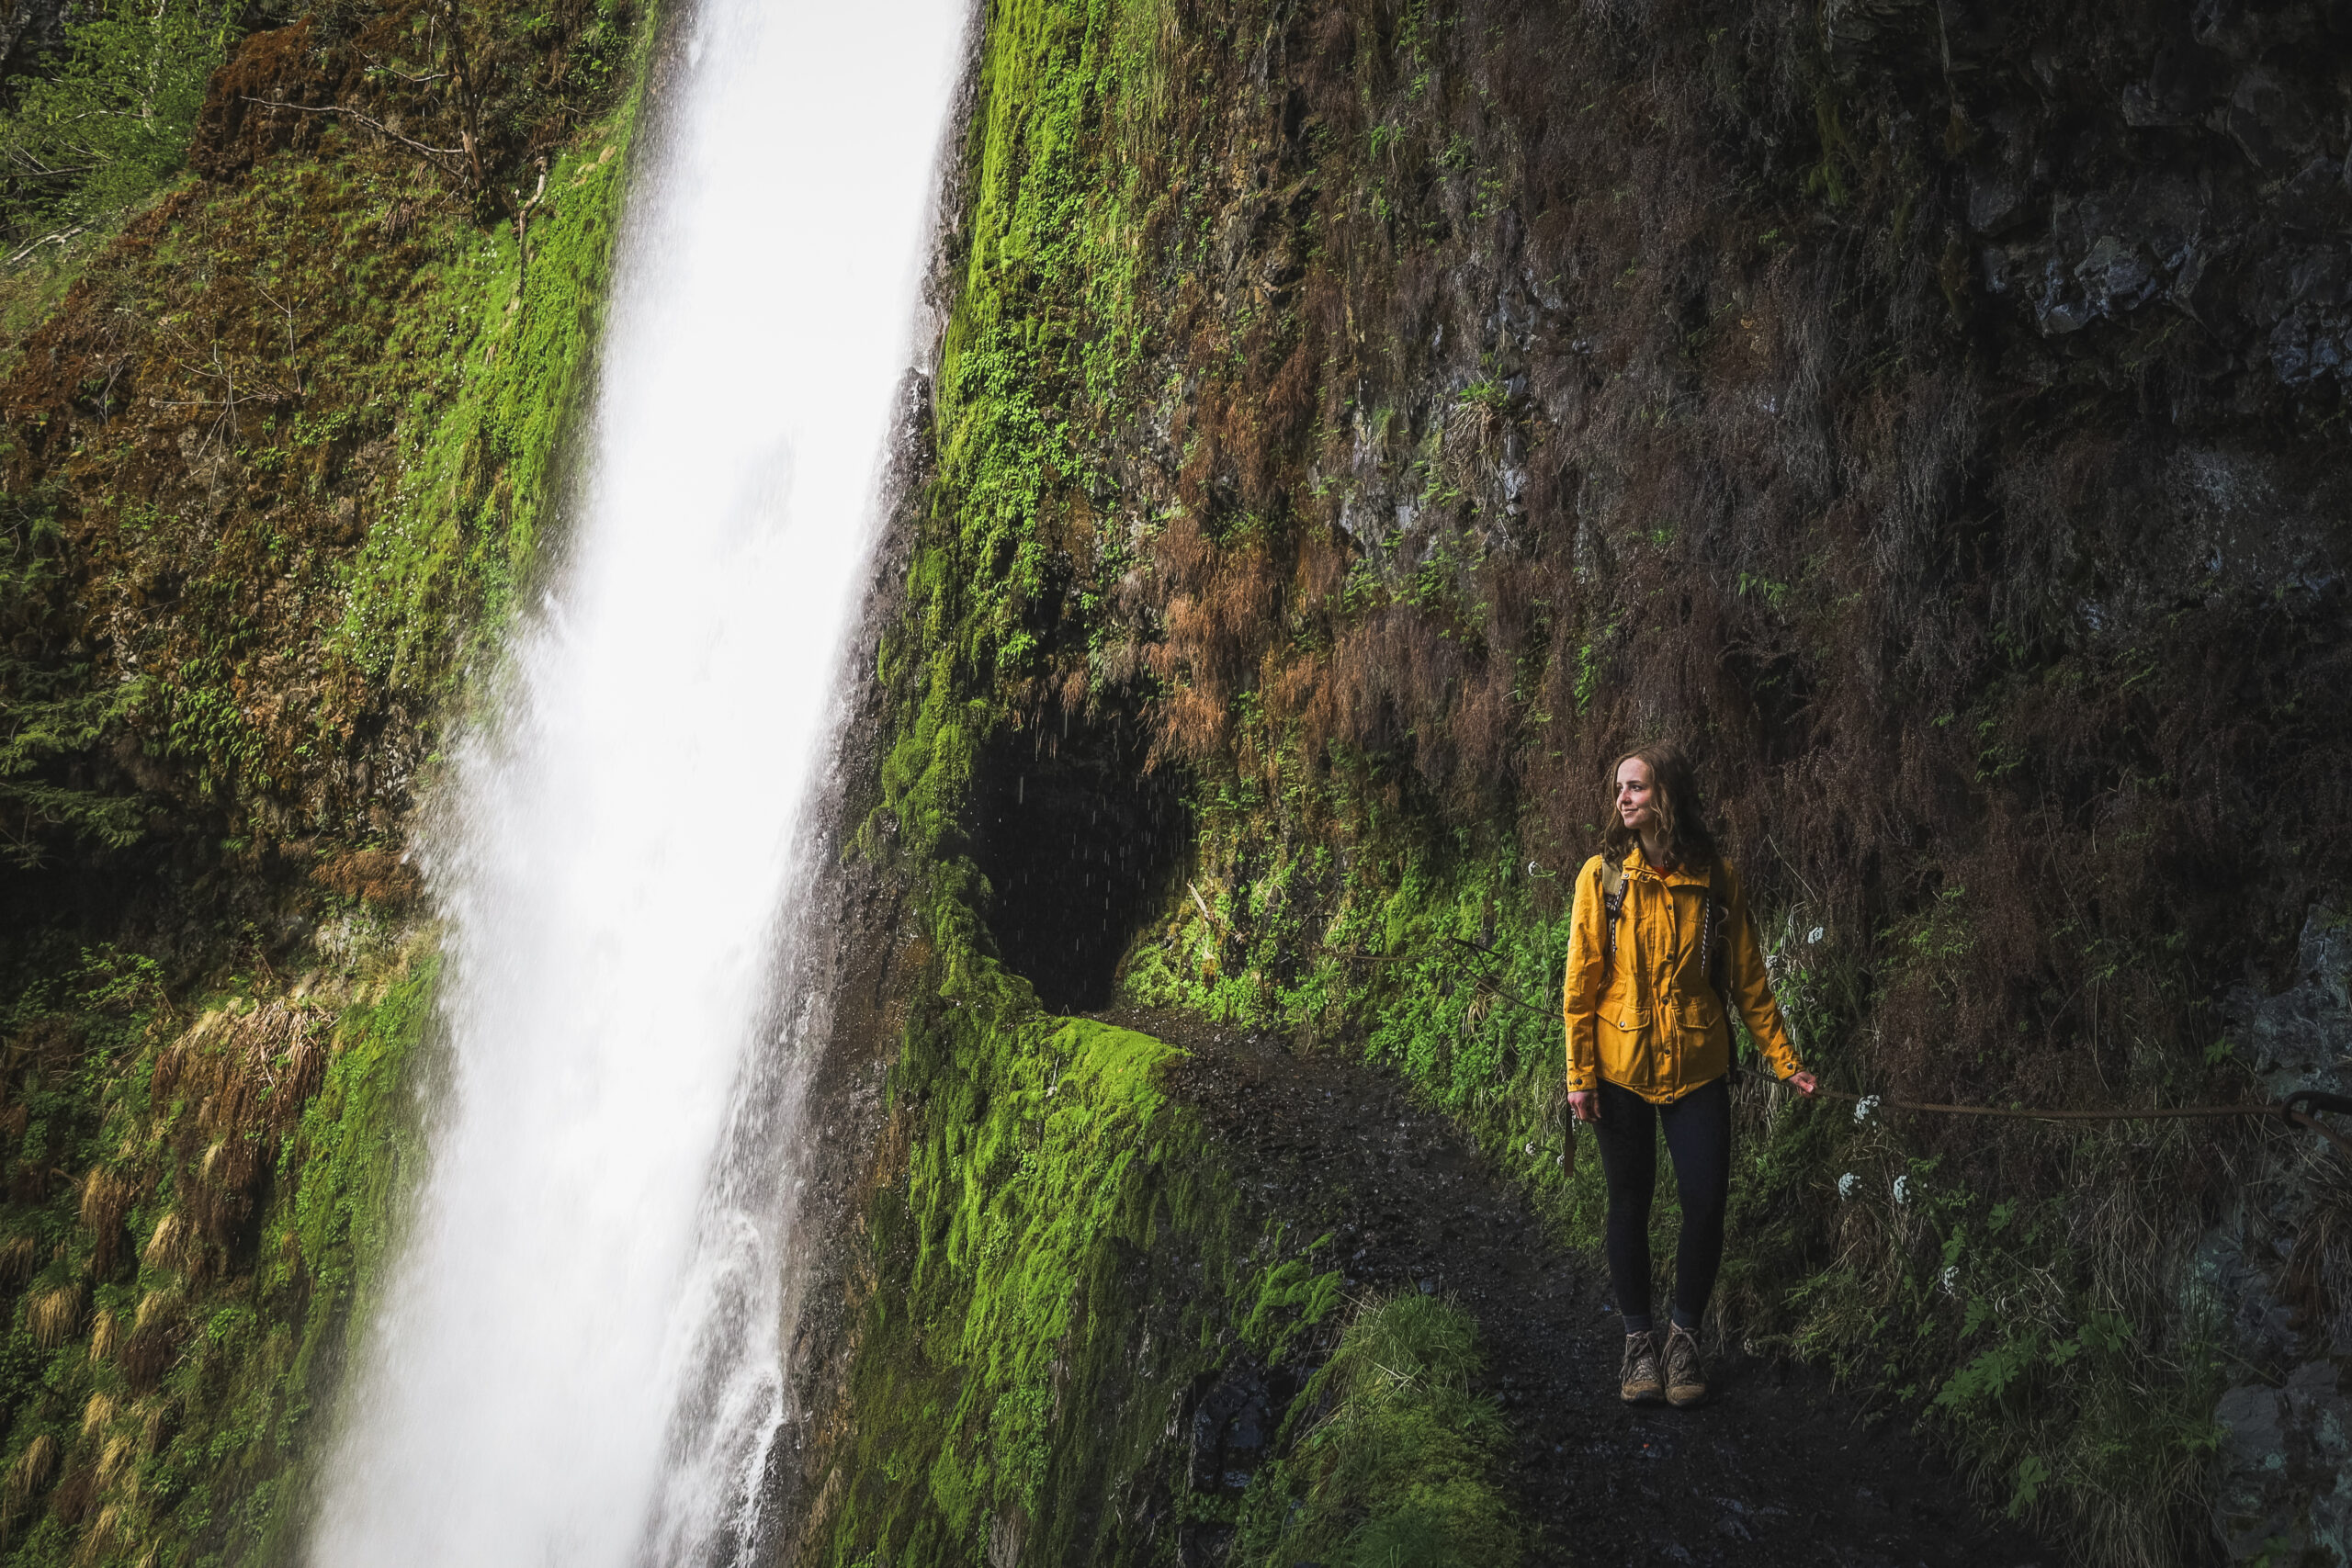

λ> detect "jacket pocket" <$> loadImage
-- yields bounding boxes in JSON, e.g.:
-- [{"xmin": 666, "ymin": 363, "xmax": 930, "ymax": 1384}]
[
  {"xmin": 1599, "ymin": 1010, "xmax": 1648, "ymax": 1084},
  {"xmin": 1672, "ymin": 993, "xmax": 1724, "ymax": 1034}
]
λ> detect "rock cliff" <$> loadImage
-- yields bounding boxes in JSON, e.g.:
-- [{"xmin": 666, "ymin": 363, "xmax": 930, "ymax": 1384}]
[{"xmin": 0, "ymin": 0, "xmax": 2346, "ymax": 1563}]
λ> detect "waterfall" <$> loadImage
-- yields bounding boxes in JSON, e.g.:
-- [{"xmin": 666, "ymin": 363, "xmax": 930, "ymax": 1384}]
[{"xmin": 309, "ymin": 3, "xmax": 966, "ymax": 1562}]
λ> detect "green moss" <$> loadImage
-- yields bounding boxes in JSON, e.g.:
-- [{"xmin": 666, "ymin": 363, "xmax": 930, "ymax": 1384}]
[
  {"xmin": 1235, "ymin": 1292, "xmax": 1521, "ymax": 1568},
  {"xmin": 332, "ymin": 120, "xmax": 642, "ymax": 708},
  {"xmin": 0, "ymin": 926, "xmax": 437, "ymax": 1567},
  {"xmin": 1118, "ymin": 784, "xmax": 1590, "ymax": 1213},
  {"xmin": 0, "ymin": 0, "xmax": 652, "ymax": 857},
  {"xmin": 869, "ymin": 0, "xmax": 1177, "ymax": 890},
  {"xmin": 0, "ymin": 2, "xmax": 656, "ymax": 1560},
  {"xmin": 834, "ymin": 3, "xmax": 1528, "ymax": 1557},
  {"xmin": 813, "ymin": 1003, "xmax": 1345, "ymax": 1563}
]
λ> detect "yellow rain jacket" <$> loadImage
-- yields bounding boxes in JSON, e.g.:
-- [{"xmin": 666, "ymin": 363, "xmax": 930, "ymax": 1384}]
[{"xmin": 1562, "ymin": 847, "xmax": 1805, "ymax": 1103}]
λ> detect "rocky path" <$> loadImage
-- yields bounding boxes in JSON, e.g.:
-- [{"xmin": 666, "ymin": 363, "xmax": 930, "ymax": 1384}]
[{"xmin": 1113, "ymin": 1009, "xmax": 2056, "ymax": 1568}]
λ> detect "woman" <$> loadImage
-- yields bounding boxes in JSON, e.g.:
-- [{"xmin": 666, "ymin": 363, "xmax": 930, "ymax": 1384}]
[{"xmin": 1562, "ymin": 744, "xmax": 1817, "ymax": 1407}]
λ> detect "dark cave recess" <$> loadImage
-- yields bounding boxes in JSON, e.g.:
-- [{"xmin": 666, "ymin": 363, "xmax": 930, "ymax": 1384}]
[{"xmin": 968, "ymin": 704, "xmax": 1188, "ymax": 1013}]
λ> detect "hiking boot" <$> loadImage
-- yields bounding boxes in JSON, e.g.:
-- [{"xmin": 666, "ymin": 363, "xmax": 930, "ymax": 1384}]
[
  {"xmin": 1663, "ymin": 1323, "xmax": 1706, "ymax": 1407},
  {"xmin": 1619, "ymin": 1330, "xmax": 1663, "ymax": 1404}
]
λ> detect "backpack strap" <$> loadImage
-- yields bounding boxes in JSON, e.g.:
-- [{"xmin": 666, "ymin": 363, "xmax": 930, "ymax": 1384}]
[
  {"xmin": 1601, "ymin": 856, "xmax": 1628, "ymax": 961},
  {"xmin": 1702, "ymin": 859, "xmax": 1729, "ymax": 1000},
  {"xmin": 1608, "ymin": 853, "xmax": 1734, "ymax": 998}
]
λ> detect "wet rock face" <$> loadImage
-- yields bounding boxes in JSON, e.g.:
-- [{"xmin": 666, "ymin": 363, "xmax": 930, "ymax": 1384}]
[
  {"xmin": 2207, "ymin": 914, "xmax": 2352, "ymax": 1562},
  {"xmin": 1176, "ymin": 1362, "xmax": 1300, "ymax": 1566},
  {"xmin": 1179, "ymin": 1372, "xmax": 1276, "ymax": 1551},
  {"xmin": 2213, "ymin": 1360, "xmax": 2352, "ymax": 1563},
  {"xmin": 1188, "ymin": 1366, "xmax": 1273, "ymax": 1498},
  {"xmin": 1904, "ymin": 1, "xmax": 2352, "ymax": 410},
  {"xmin": 0, "ymin": 0, "xmax": 69, "ymax": 84},
  {"xmin": 2229, "ymin": 912, "xmax": 2352, "ymax": 1109}
]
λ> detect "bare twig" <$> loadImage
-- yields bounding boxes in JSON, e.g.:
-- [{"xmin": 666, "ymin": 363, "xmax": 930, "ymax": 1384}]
[
  {"xmin": 238, "ymin": 96, "xmax": 469, "ymax": 175},
  {"xmin": 254, "ymin": 285, "xmax": 301, "ymax": 398},
  {"xmin": 7, "ymin": 226, "xmax": 88, "ymax": 265},
  {"xmin": 207, "ymin": 342, "xmax": 236, "ymax": 451},
  {"xmin": 442, "ymin": 0, "xmax": 485, "ymax": 189},
  {"xmin": 514, "ymin": 160, "xmax": 547, "ymax": 267},
  {"xmin": 1736, "ymin": 1064, "xmax": 2352, "ymax": 1160},
  {"xmin": 0, "ymin": 162, "xmax": 102, "ymax": 181},
  {"xmin": 356, "ymin": 52, "xmax": 448, "ymax": 85}
]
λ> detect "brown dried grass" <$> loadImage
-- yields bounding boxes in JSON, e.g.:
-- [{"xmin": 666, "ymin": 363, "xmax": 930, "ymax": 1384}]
[
  {"xmin": 26, "ymin": 1284, "xmax": 82, "ymax": 1349},
  {"xmin": 4, "ymin": 1434, "xmax": 55, "ymax": 1505},
  {"xmin": 92, "ymin": 1437, "xmax": 135, "ymax": 1494},
  {"xmin": 312, "ymin": 846, "xmax": 424, "ymax": 905},
  {"xmin": 119, "ymin": 1296, "xmax": 179, "ymax": 1394},
  {"xmin": 152, "ymin": 1002, "xmax": 327, "ymax": 1142},
  {"xmin": 75, "ymin": 1502, "xmax": 122, "ymax": 1566},
  {"xmin": 139, "ymin": 1215, "xmax": 189, "ymax": 1278},
  {"xmin": 145, "ymin": 1001, "xmax": 330, "ymax": 1258},
  {"xmin": 981, "ymin": 3, "xmax": 2352, "ymax": 1557},
  {"xmin": 76, "ymin": 1168, "xmax": 136, "ymax": 1277}
]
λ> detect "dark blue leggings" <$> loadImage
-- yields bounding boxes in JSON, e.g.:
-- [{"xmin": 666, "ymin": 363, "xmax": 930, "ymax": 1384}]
[{"xmin": 1591, "ymin": 1075, "xmax": 1732, "ymax": 1334}]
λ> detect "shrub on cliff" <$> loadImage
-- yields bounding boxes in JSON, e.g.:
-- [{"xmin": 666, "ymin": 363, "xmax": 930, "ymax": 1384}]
[{"xmin": 0, "ymin": 0, "xmax": 236, "ymax": 240}]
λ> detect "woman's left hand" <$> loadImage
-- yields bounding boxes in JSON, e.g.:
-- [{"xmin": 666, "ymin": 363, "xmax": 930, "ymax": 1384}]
[{"xmin": 1789, "ymin": 1071, "xmax": 1818, "ymax": 1096}]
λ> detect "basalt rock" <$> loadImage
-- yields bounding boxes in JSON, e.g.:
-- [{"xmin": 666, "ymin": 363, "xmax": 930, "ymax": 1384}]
[
  {"xmin": 2213, "ymin": 1359, "xmax": 2352, "ymax": 1564},
  {"xmin": 2209, "ymin": 913, "xmax": 2352, "ymax": 1562}
]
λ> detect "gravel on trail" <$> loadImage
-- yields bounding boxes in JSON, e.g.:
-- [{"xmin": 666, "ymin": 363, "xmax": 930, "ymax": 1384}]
[{"xmin": 1109, "ymin": 1007, "xmax": 2056, "ymax": 1568}]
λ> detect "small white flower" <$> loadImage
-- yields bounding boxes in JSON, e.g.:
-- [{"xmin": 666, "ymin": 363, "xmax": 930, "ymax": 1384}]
[
  {"xmin": 1853, "ymin": 1095, "xmax": 1881, "ymax": 1124},
  {"xmin": 1939, "ymin": 1264, "xmax": 1959, "ymax": 1298},
  {"xmin": 1523, "ymin": 1141, "xmax": 1535, "ymax": 1156},
  {"xmin": 1838, "ymin": 1172, "xmax": 1859, "ymax": 1201},
  {"xmin": 1892, "ymin": 1175, "xmax": 1910, "ymax": 1206},
  {"xmin": 1807, "ymin": 926, "xmax": 1825, "ymax": 944}
]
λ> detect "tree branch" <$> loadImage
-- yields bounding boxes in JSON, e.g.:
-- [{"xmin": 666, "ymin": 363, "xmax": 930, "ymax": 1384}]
[{"xmin": 237, "ymin": 96, "xmax": 469, "ymax": 177}]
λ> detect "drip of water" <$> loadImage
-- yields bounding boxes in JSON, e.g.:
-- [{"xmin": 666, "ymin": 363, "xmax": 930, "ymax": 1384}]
[{"xmin": 310, "ymin": 4, "xmax": 965, "ymax": 1562}]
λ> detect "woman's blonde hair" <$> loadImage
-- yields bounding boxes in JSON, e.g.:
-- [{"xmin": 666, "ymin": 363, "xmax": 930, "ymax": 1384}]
[{"xmin": 1599, "ymin": 742, "xmax": 1718, "ymax": 866}]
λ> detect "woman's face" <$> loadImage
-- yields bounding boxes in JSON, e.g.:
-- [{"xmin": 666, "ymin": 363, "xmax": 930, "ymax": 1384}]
[{"xmin": 1615, "ymin": 757, "xmax": 1657, "ymax": 834}]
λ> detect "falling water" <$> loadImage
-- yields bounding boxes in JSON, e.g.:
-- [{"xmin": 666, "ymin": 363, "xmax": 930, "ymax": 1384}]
[{"xmin": 309, "ymin": 3, "xmax": 966, "ymax": 1562}]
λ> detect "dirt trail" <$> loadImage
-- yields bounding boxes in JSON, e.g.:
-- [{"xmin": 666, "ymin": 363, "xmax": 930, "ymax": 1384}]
[{"xmin": 1112, "ymin": 1008, "xmax": 2055, "ymax": 1568}]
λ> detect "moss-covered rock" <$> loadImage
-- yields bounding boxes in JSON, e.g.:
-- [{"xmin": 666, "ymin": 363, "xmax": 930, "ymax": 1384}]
[
  {"xmin": 845, "ymin": 0, "xmax": 2352, "ymax": 1560},
  {"xmin": 0, "ymin": 0, "xmax": 650, "ymax": 1559},
  {"xmin": 5, "ymin": 0, "xmax": 2348, "ymax": 1561}
]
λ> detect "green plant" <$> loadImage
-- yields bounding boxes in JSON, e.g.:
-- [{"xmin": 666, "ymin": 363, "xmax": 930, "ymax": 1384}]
[
  {"xmin": 0, "ymin": 920, "xmax": 440, "ymax": 1565},
  {"xmin": 0, "ymin": 491, "xmax": 147, "ymax": 866},
  {"xmin": 1236, "ymin": 1292, "xmax": 1521, "ymax": 1568},
  {"xmin": 0, "ymin": 0, "xmax": 238, "ymax": 235}
]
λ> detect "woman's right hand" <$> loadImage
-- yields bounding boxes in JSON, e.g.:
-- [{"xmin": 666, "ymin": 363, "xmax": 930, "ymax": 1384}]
[{"xmin": 1567, "ymin": 1089, "xmax": 1600, "ymax": 1122}]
